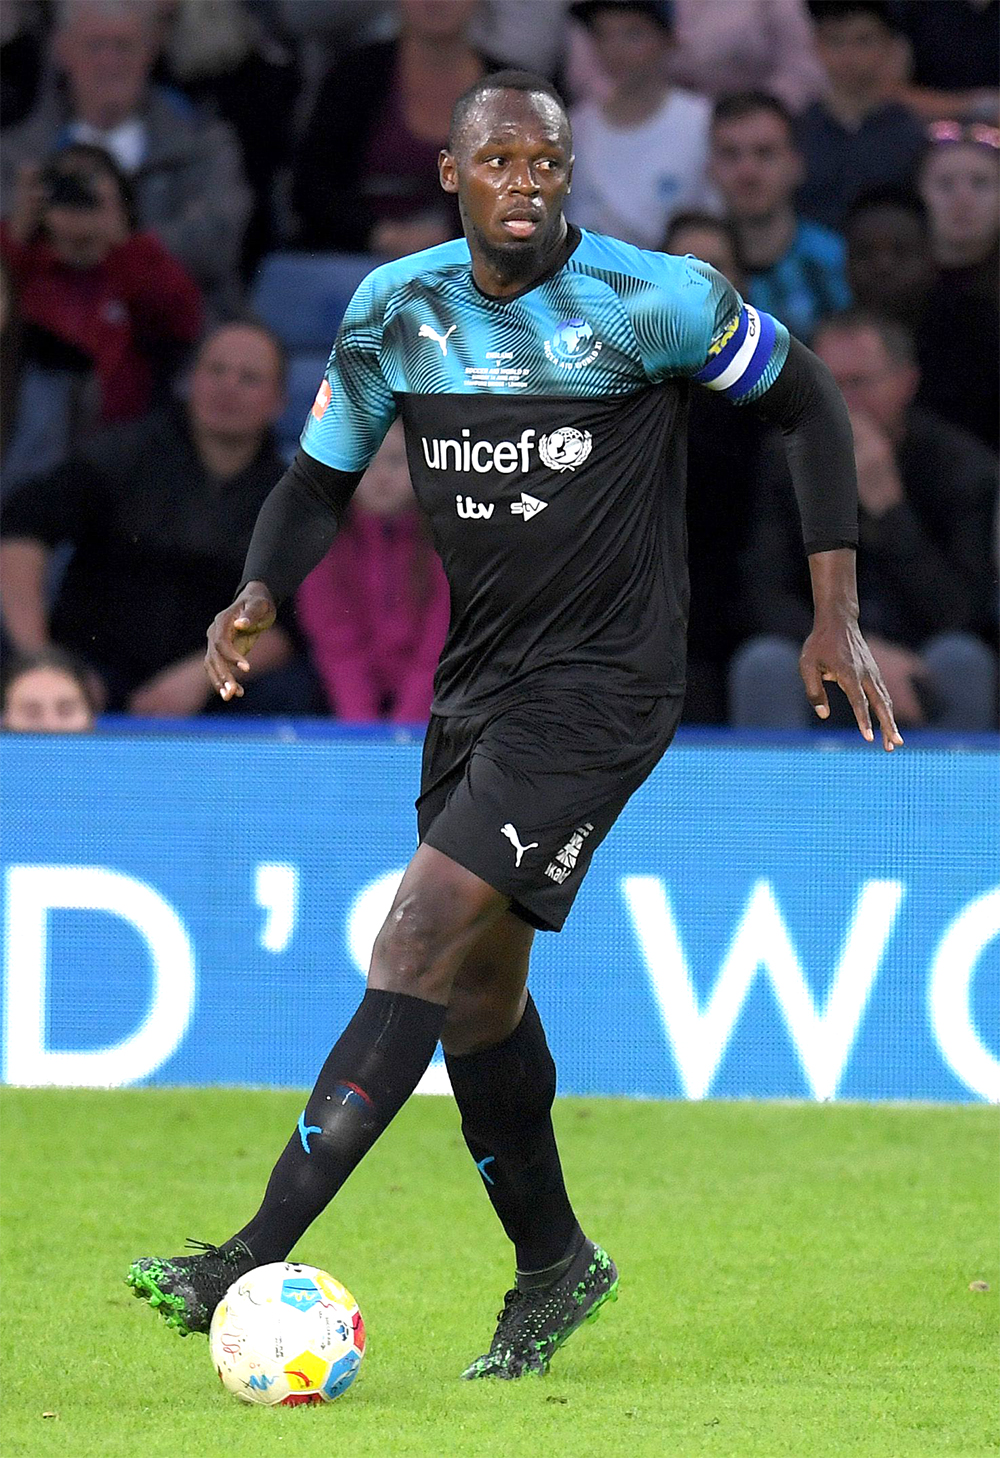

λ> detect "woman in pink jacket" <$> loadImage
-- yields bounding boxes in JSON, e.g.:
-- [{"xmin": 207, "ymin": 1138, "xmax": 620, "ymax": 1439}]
[{"xmin": 297, "ymin": 420, "xmax": 450, "ymax": 723}]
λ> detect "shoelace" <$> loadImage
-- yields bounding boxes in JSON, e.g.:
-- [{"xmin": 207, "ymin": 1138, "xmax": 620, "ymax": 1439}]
[
  {"xmin": 494, "ymin": 1286, "xmax": 532, "ymax": 1327},
  {"xmin": 183, "ymin": 1238, "xmax": 243, "ymax": 1263}
]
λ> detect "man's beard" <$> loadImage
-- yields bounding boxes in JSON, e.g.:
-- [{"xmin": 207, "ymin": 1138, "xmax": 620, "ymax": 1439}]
[{"xmin": 462, "ymin": 203, "xmax": 564, "ymax": 284}]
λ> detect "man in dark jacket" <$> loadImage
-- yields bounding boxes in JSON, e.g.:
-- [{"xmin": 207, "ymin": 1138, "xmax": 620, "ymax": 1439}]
[
  {"xmin": 0, "ymin": 321, "xmax": 310, "ymax": 716},
  {"xmin": 731, "ymin": 309, "xmax": 998, "ymax": 728}
]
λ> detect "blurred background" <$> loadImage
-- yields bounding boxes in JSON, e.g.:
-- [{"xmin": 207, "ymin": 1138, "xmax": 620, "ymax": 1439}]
[{"xmin": 0, "ymin": 0, "xmax": 997, "ymax": 1104}]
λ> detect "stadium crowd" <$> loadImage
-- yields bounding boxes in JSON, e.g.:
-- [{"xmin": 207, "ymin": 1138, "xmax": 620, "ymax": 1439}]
[{"xmin": 1, "ymin": 0, "xmax": 997, "ymax": 730}]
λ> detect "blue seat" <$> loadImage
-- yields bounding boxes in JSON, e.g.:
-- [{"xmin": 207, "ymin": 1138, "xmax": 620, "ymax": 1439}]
[
  {"xmin": 274, "ymin": 351, "xmax": 331, "ymax": 458},
  {"xmin": 249, "ymin": 252, "xmax": 377, "ymax": 351}
]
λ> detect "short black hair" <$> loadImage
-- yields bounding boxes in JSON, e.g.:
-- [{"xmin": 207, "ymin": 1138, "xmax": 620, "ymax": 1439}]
[
  {"xmin": 449, "ymin": 70, "xmax": 570, "ymax": 151},
  {"xmin": 806, "ymin": 1, "xmax": 896, "ymax": 32},
  {"xmin": 845, "ymin": 183, "xmax": 929, "ymax": 231},
  {"xmin": 664, "ymin": 210, "xmax": 739, "ymax": 253},
  {"xmin": 712, "ymin": 89, "xmax": 796, "ymax": 140},
  {"xmin": 813, "ymin": 307, "xmax": 915, "ymax": 365}
]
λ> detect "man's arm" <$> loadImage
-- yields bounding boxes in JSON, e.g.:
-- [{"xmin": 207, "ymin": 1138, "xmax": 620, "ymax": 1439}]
[
  {"xmin": 751, "ymin": 336, "xmax": 903, "ymax": 749},
  {"xmin": 205, "ymin": 449, "xmax": 363, "ymax": 702},
  {"xmin": 0, "ymin": 538, "xmax": 50, "ymax": 652}
]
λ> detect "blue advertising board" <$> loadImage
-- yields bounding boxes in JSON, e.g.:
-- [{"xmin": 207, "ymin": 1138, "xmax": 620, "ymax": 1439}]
[{"xmin": 1, "ymin": 731, "xmax": 997, "ymax": 1102}]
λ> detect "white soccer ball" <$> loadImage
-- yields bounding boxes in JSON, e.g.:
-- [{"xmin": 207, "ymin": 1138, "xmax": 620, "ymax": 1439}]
[{"xmin": 209, "ymin": 1262, "xmax": 365, "ymax": 1406}]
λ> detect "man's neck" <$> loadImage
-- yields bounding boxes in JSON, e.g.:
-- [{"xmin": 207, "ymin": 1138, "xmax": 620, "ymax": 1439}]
[
  {"xmin": 192, "ymin": 426, "xmax": 262, "ymax": 481},
  {"xmin": 470, "ymin": 215, "xmax": 570, "ymax": 299},
  {"xmin": 823, "ymin": 86, "xmax": 887, "ymax": 130},
  {"xmin": 733, "ymin": 206, "xmax": 797, "ymax": 271}
]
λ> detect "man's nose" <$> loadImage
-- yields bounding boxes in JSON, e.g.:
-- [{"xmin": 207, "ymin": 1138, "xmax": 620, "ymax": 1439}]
[{"xmin": 508, "ymin": 164, "xmax": 540, "ymax": 195}]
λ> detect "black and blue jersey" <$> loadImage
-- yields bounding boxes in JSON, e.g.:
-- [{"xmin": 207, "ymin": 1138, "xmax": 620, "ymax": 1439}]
[{"xmin": 300, "ymin": 225, "xmax": 790, "ymax": 716}]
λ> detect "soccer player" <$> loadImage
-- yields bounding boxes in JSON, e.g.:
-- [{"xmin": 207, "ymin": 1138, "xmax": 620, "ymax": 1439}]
[{"xmin": 128, "ymin": 71, "xmax": 901, "ymax": 1379}]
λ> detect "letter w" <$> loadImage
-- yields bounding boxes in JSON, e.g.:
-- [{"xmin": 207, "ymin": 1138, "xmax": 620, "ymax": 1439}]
[{"xmin": 622, "ymin": 877, "xmax": 903, "ymax": 1100}]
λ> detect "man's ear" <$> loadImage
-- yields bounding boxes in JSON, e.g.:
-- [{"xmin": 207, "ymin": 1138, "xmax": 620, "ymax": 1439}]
[
  {"xmin": 566, "ymin": 154, "xmax": 574, "ymax": 196},
  {"xmin": 439, "ymin": 149, "xmax": 458, "ymax": 195}
]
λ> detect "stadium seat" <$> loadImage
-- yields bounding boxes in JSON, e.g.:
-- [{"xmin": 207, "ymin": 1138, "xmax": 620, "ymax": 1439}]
[
  {"xmin": 274, "ymin": 351, "xmax": 331, "ymax": 457},
  {"xmin": 249, "ymin": 252, "xmax": 377, "ymax": 351}
]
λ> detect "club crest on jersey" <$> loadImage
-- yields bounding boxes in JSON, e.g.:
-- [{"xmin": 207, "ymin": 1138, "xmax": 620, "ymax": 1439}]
[
  {"xmin": 544, "ymin": 317, "xmax": 603, "ymax": 370},
  {"xmin": 539, "ymin": 428, "xmax": 592, "ymax": 471}
]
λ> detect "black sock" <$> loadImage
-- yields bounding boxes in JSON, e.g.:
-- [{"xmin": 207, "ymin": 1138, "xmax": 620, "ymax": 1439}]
[
  {"xmin": 444, "ymin": 994, "xmax": 582, "ymax": 1273},
  {"xmin": 235, "ymin": 988, "xmax": 445, "ymax": 1263}
]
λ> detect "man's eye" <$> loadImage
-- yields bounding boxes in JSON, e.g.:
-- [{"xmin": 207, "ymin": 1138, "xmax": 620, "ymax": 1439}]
[{"xmin": 487, "ymin": 156, "xmax": 506, "ymax": 167}]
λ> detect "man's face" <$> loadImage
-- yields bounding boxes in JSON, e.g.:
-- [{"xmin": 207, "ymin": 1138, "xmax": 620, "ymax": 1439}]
[
  {"xmin": 813, "ymin": 325, "xmax": 916, "ymax": 435},
  {"xmin": 710, "ymin": 110, "xmax": 802, "ymax": 221},
  {"xmin": 846, "ymin": 205, "xmax": 933, "ymax": 314},
  {"xmin": 920, "ymin": 144, "xmax": 1000, "ymax": 257},
  {"xmin": 440, "ymin": 89, "xmax": 573, "ymax": 278},
  {"xmin": 187, "ymin": 326, "xmax": 285, "ymax": 442},
  {"xmin": 588, "ymin": 8, "xmax": 668, "ymax": 87},
  {"xmin": 815, "ymin": 15, "xmax": 894, "ymax": 97},
  {"xmin": 56, "ymin": 10, "xmax": 152, "ymax": 127}
]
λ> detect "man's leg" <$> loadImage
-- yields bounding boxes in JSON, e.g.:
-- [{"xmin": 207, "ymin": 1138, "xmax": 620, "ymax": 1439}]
[
  {"xmin": 127, "ymin": 844, "xmax": 511, "ymax": 1333},
  {"xmin": 441, "ymin": 914, "xmax": 618, "ymax": 1379},
  {"xmin": 442, "ymin": 912, "xmax": 583, "ymax": 1276}
]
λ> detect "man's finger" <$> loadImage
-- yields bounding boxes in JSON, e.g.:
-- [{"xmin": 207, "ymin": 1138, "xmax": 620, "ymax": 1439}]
[
  {"xmin": 214, "ymin": 637, "xmax": 251, "ymax": 672},
  {"xmin": 800, "ymin": 657, "xmax": 830, "ymax": 718},
  {"xmin": 840, "ymin": 672, "xmax": 874, "ymax": 741},
  {"xmin": 863, "ymin": 673, "xmax": 904, "ymax": 751}
]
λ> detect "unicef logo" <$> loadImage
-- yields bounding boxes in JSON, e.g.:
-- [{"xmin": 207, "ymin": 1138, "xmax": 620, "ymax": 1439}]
[{"xmin": 539, "ymin": 427, "xmax": 593, "ymax": 471}]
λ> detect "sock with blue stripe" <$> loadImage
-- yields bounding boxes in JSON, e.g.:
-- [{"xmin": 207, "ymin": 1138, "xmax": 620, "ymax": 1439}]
[{"xmin": 234, "ymin": 987, "xmax": 445, "ymax": 1263}]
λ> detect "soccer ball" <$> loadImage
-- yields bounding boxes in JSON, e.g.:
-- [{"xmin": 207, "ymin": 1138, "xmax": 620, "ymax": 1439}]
[{"xmin": 209, "ymin": 1262, "xmax": 365, "ymax": 1406}]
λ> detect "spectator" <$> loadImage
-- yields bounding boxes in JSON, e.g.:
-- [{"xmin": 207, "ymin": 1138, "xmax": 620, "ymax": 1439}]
[
  {"xmin": 730, "ymin": 310, "xmax": 998, "ymax": 730},
  {"xmin": 567, "ymin": 1, "xmax": 718, "ymax": 250},
  {"xmin": 0, "ymin": 143, "xmax": 203, "ymax": 427},
  {"xmin": 888, "ymin": 0, "xmax": 999, "ymax": 125},
  {"xmin": 796, "ymin": 0, "xmax": 926, "ymax": 229},
  {"xmin": 709, "ymin": 90, "xmax": 850, "ymax": 341},
  {"xmin": 292, "ymin": 0, "xmax": 501, "ymax": 257},
  {"xmin": 845, "ymin": 179, "xmax": 999, "ymax": 451},
  {"xmin": 297, "ymin": 419, "xmax": 449, "ymax": 724},
  {"xmin": 1, "ymin": 647, "xmax": 97, "ymax": 733},
  {"xmin": 152, "ymin": 0, "xmax": 300, "ymax": 277},
  {"xmin": 665, "ymin": 0, "xmax": 825, "ymax": 114},
  {"xmin": 919, "ymin": 122, "xmax": 1000, "ymax": 280},
  {"xmin": 0, "ymin": 321, "xmax": 314, "ymax": 718},
  {"xmin": 1, "ymin": 0, "xmax": 48, "ymax": 132},
  {"xmin": 0, "ymin": 0, "xmax": 252, "ymax": 311},
  {"xmin": 0, "ymin": 250, "xmax": 98, "ymax": 499},
  {"xmin": 664, "ymin": 211, "xmax": 794, "ymax": 723}
]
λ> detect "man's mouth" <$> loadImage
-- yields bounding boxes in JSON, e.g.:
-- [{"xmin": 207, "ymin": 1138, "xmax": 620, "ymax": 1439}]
[{"xmin": 500, "ymin": 211, "xmax": 541, "ymax": 238}]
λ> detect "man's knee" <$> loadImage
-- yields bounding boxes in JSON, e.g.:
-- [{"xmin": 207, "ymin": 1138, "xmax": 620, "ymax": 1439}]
[
  {"xmin": 441, "ymin": 981, "xmax": 527, "ymax": 1056},
  {"xmin": 368, "ymin": 850, "xmax": 509, "ymax": 1003}
]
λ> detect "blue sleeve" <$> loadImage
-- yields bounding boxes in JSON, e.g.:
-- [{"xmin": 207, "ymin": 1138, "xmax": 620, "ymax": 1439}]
[
  {"xmin": 635, "ymin": 255, "xmax": 789, "ymax": 406},
  {"xmin": 299, "ymin": 272, "xmax": 398, "ymax": 472}
]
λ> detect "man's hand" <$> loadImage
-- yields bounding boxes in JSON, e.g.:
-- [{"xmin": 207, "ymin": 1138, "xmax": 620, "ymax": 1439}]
[
  {"xmin": 205, "ymin": 581, "xmax": 276, "ymax": 702},
  {"xmin": 849, "ymin": 411, "xmax": 905, "ymax": 519},
  {"xmin": 128, "ymin": 654, "xmax": 212, "ymax": 718},
  {"xmin": 800, "ymin": 613, "xmax": 904, "ymax": 749},
  {"xmin": 862, "ymin": 633, "xmax": 929, "ymax": 726}
]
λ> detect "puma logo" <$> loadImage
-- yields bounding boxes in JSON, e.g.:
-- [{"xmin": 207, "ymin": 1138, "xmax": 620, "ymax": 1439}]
[
  {"xmin": 500, "ymin": 823, "xmax": 538, "ymax": 867},
  {"xmin": 418, "ymin": 322, "xmax": 457, "ymax": 356}
]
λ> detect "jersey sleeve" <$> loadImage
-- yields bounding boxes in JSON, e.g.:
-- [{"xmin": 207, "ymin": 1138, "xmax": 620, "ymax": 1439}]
[
  {"xmin": 299, "ymin": 272, "xmax": 398, "ymax": 472},
  {"xmin": 637, "ymin": 255, "xmax": 789, "ymax": 406}
]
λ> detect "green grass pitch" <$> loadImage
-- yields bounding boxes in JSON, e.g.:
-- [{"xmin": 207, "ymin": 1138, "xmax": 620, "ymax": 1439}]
[{"xmin": 1, "ymin": 1089, "xmax": 996, "ymax": 1458}]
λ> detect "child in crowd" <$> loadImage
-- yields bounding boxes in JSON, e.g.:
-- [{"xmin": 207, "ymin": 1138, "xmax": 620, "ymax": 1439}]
[{"xmin": 297, "ymin": 420, "xmax": 450, "ymax": 724}]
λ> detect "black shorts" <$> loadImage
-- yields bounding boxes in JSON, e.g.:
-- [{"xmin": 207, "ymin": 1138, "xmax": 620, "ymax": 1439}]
[{"xmin": 416, "ymin": 687, "xmax": 682, "ymax": 932}]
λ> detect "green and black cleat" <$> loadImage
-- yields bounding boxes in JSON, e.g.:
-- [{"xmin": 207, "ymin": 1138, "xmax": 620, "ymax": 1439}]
[
  {"xmin": 125, "ymin": 1239, "xmax": 255, "ymax": 1337},
  {"xmin": 461, "ymin": 1239, "xmax": 619, "ymax": 1380}
]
